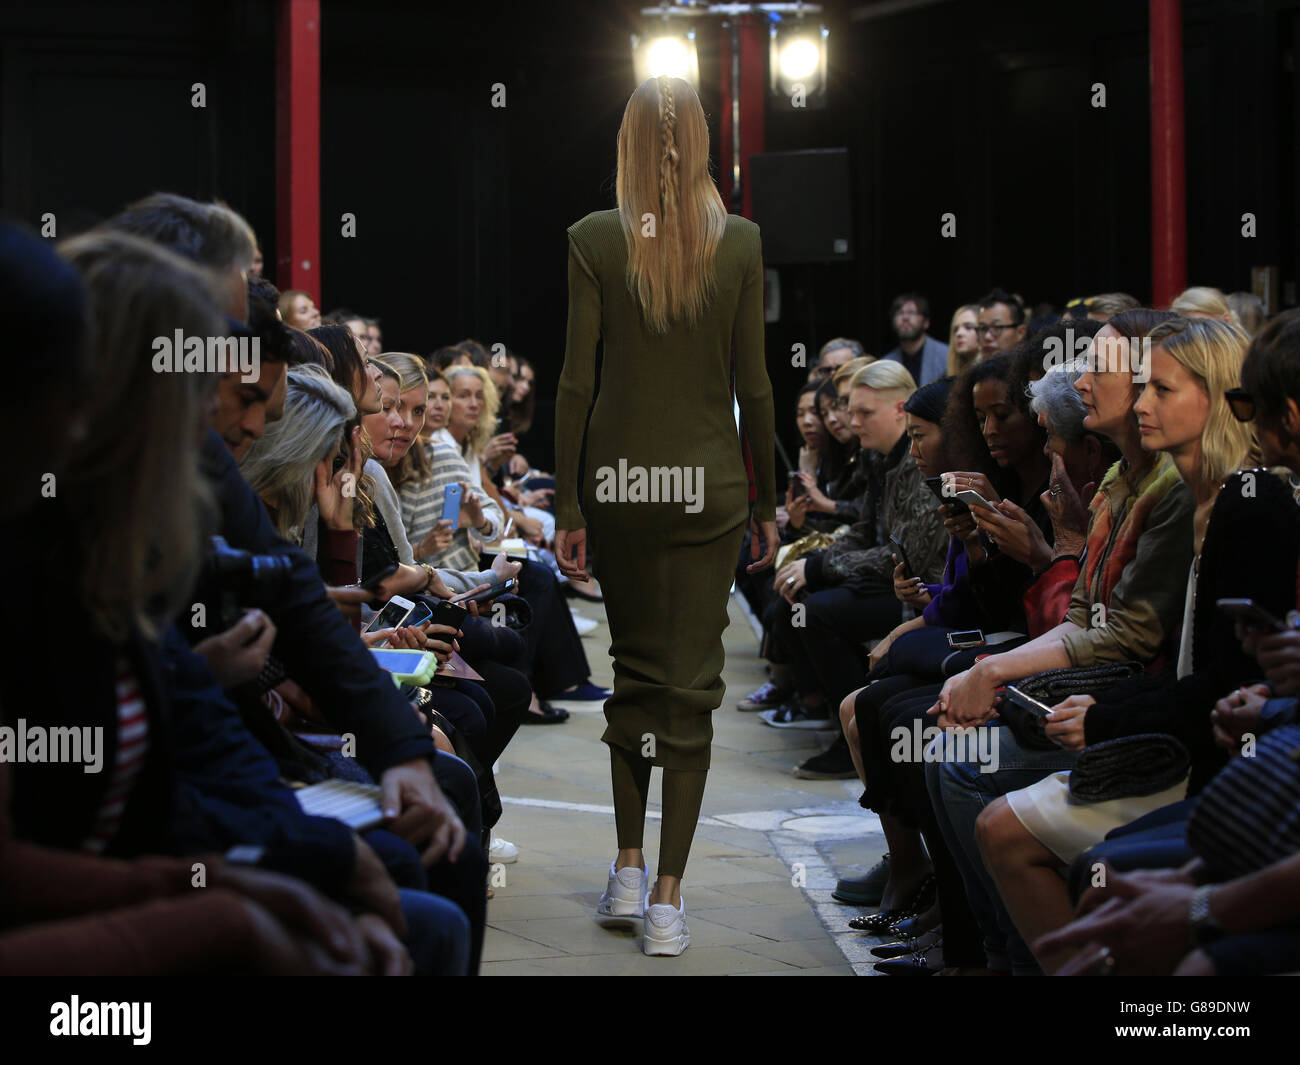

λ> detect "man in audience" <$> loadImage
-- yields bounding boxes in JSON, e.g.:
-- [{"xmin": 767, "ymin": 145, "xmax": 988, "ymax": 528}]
[
  {"xmin": 883, "ymin": 293, "xmax": 948, "ymax": 386},
  {"xmin": 975, "ymin": 287, "xmax": 1028, "ymax": 358}
]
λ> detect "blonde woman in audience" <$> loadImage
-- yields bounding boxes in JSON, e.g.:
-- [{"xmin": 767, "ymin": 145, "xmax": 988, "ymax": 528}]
[{"xmin": 946, "ymin": 304, "xmax": 980, "ymax": 377}]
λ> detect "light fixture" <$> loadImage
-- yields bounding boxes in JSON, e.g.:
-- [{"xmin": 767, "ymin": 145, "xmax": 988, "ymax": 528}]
[
  {"xmin": 631, "ymin": 26, "xmax": 700, "ymax": 87},
  {"xmin": 769, "ymin": 18, "xmax": 828, "ymax": 107}
]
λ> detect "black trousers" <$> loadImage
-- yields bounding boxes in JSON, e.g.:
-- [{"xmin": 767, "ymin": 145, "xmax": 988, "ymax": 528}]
[
  {"xmin": 516, "ymin": 561, "xmax": 591, "ymax": 697},
  {"xmin": 428, "ymin": 749, "xmax": 488, "ymax": 974},
  {"xmin": 769, "ymin": 586, "xmax": 900, "ymax": 704}
]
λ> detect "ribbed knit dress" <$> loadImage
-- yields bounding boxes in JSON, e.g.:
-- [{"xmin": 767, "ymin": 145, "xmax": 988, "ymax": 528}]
[{"xmin": 555, "ymin": 208, "xmax": 776, "ymax": 771}]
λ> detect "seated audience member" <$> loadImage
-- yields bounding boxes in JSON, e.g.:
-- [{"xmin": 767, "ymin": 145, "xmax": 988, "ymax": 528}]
[
  {"xmin": 975, "ymin": 288, "xmax": 1028, "ymax": 359},
  {"xmin": 975, "ymin": 317, "xmax": 1294, "ymax": 973},
  {"xmin": 808, "ymin": 336, "xmax": 867, "ymax": 384},
  {"xmin": 946, "ymin": 304, "xmax": 980, "ymax": 377},
  {"xmin": 762, "ymin": 361, "xmax": 947, "ymax": 729},
  {"xmin": 1171, "ymin": 285, "xmax": 1235, "ymax": 324},
  {"xmin": 1226, "ymin": 291, "xmax": 1266, "ymax": 337},
  {"xmin": 1062, "ymin": 292, "xmax": 1140, "ymax": 323},
  {"xmin": 884, "ymin": 293, "xmax": 949, "ymax": 386},
  {"xmin": 280, "ymin": 288, "xmax": 322, "ymax": 331},
  {"xmin": 923, "ymin": 309, "xmax": 1194, "ymax": 974}
]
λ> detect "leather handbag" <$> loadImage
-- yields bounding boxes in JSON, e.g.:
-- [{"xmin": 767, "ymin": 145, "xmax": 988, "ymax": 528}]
[{"xmin": 997, "ymin": 661, "xmax": 1145, "ymax": 750}]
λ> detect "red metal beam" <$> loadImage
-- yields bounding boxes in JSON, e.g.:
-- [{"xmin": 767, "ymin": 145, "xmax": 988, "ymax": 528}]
[
  {"xmin": 719, "ymin": 13, "xmax": 767, "ymax": 219},
  {"xmin": 1150, "ymin": 0, "xmax": 1186, "ymax": 307},
  {"xmin": 275, "ymin": 0, "xmax": 321, "ymax": 299}
]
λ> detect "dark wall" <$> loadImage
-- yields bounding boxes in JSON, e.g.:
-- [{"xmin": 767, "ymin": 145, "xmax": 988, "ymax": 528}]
[{"xmin": 2, "ymin": 0, "xmax": 1297, "ymax": 472}]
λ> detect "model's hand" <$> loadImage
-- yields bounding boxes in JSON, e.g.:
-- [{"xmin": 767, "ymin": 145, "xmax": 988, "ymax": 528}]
[
  {"xmin": 746, "ymin": 518, "xmax": 779, "ymax": 573},
  {"xmin": 556, "ymin": 528, "xmax": 589, "ymax": 580}
]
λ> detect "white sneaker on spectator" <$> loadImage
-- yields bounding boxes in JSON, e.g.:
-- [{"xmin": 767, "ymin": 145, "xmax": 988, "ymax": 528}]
[
  {"xmin": 489, "ymin": 837, "xmax": 519, "ymax": 864},
  {"xmin": 643, "ymin": 897, "xmax": 690, "ymax": 956},
  {"xmin": 597, "ymin": 860, "xmax": 648, "ymax": 918}
]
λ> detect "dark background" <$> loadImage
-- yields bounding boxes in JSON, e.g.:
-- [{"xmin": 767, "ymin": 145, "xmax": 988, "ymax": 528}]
[{"xmin": 2, "ymin": 0, "xmax": 1297, "ymax": 468}]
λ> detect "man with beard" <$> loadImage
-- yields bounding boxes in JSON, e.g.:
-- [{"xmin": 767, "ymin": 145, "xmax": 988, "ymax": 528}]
[{"xmin": 883, "ymin": 292, "xmax": 948, "ymax": 386}]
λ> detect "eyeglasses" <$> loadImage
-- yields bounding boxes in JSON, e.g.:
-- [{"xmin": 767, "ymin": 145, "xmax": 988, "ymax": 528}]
[
  {"xmin": 834, "ymin": 396, "xmax": 850, "ymax": 411},
  {"xmin": 977, "ymin": 323, "xmax": 1017, "ymax": 336},
  {"xmin": 1224, "ymin": 387, "xmax": 1255, "ymax": 423}
]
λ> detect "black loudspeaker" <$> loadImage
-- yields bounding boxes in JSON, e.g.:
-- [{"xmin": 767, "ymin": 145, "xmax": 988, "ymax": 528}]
[{"xmin": 748, "ymin": 148, "xmax": 853, "ymax": 264}]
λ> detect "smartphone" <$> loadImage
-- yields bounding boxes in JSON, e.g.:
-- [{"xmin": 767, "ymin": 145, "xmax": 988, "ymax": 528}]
[
  {"xmin": 947, "ymin": 628, "xmax": 986, "ymax": 649},
  {"xmin": 1003, "ymin": 685, "xmax": 1054, "ymax": 719},
  {"xmin": 1217, "ymin": 597, "xmax": 1287, "ymax": 633},
  {"xmin": 889, "ymin": 534, "xmax": 913, "ymax": 579},
  {"xmin": 430, "ymin": 599, "xmax": 469, "ymax": 630},
  {"xmin": 925, "ymin": 475, "xmax": 968, "ymax": 515},
  {"xmin": 368, "ymin": 647, "xmax": 438, "ymax": 686},
  {"xmin": 362, "ymin": 595, "xmax": 416, "ymax": 648},
  {"xmin": 458, "ymin": 577, "xmax": 516, "ymax": 605},
  {"xmin": 955, "ymin": 489, "xmax": 997, "ymax": 511},
  {"xmin": 359, "ymin": 562, "xmax": 398, "ymax": 594},
  {"xmin": 441, "ymin": 483, "xmax": 464, "ymax": 530},
  {"xmin": 789, "ymin": 471, "xmax": 806, "ymax": 499},
  {"xmin": 404, "ymin": 600, "xmax": 433, "ymax": 628}
]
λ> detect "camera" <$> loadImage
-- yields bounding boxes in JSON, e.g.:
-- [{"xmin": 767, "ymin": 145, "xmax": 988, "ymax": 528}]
[{"xmin": 199, "ymin": 535, "xmax": 294, "ymax": 630}]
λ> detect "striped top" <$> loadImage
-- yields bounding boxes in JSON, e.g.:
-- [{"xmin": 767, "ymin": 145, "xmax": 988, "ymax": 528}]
[
  {"xmin": 82, "ymin": 658, "xmax": 149, "ymax": 854},
  {"xmin": 399, "ymin": 432, "xmax": 504, "ymax": 572}
]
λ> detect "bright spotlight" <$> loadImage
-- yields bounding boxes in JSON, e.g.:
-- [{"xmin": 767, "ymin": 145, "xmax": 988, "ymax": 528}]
[
  {"xmin": 769, "ymin": 21, "xmax": 828, "ymax": 107},
  {"xmin": 631, "ymin": 28, "xmax": 700, "ymax": 87}
]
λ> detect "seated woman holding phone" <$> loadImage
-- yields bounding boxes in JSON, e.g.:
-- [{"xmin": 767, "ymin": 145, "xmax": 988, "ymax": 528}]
[{"xmin": 977, "ymin": 316, "xmax": 1300, "ymax": 973}]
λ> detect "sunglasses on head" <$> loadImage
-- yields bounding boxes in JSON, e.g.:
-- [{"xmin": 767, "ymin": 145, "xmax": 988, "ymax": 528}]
[{"xmin": 1224, "ymin": 388, "xmax": 1255, "ymax": 423}]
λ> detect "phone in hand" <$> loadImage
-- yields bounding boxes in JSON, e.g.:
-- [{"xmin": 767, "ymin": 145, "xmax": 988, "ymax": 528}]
[
  {"xmin": 1217, "ymin": 597, "xmax": 1288, "ymax": 633},
  {"xmin": 362, "ymin": 595, "xmax": 416, "ymax": 648},
  {"xmin": 441, "ymin": 483, "xmax": 464, "ymax": 530},
  {"xmin": 458, "ymin": 577, "xmax": 516, "ymax": 605},
  {"xmin": 1003, "ymin": 685, "xmax": 1053, "ymax": 719},
  {"xmin": 955, "ymin": 489, "xmax": 997, "ymax": 511},
  {"xmin": 946, "ymin": 628, "xmax": 986, "ymax": 649},
  {"xmin": 889, "ymin": 534, "xmax": 913, "ymax": 579},
  {"xmin": 789, "ymin": 471, "xmax": 806, "ymax": 499},
  {"xmin": 925, "ymin": 475, "xmax": 969, "ymax": 515},
  {"xmin": 404, "ymin": 600, "xmax": 433, "ymax": 628},
  {"xmin": 430, "ymin": 600, "xmax": 469, "ymax": 630}
]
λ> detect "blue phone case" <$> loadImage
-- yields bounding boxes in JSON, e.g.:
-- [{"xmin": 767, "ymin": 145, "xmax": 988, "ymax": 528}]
[{"xmin": 441, "ymin": 483, "xmax": 463, "ymax": 529}]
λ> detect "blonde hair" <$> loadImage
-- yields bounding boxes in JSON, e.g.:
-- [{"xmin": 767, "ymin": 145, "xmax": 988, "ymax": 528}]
[
  {"xmin": 373, "ymin": 353, "xmax": 432, "ymax": 488},
  {"xmin": 1171, "ymin": 286, "xmax": 1235, "ymax": 324},
  {"xmin": 832, "ymin": 355, "xmax": 876, "ymax": 389},
  {"xmin": 850, "ymin": 359, "xmax": 917, "ymax": 398},
  {"xmin": 444, "ymin": 364, "xmax": 499, "ymax": 457},
  {"xmin": 617, "ymin": 75, "xmax": 728, "ymax": 335},
  {"xmin": 1146, "ymin": 316, "xmax": 1252, "ymax": 487},
  {"xmin": 946, "ymin": 303, "xmax": 980, "ymax": 376}
]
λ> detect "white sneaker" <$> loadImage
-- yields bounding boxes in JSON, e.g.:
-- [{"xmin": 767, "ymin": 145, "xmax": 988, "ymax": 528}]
[
  {"xmin": 643, "ymin": 897, "xmax": 690, "ymax": 956},
  {"xmin": 596, "ymin": 860, "xmax": 648, "ymax": 917},
  {"xmin": 489, "ymin": 837, "xmax": 519, "ymax": 864},
  {"xmin": 570, "ymin": 611, "xmax": 599, "ymax": 636}
]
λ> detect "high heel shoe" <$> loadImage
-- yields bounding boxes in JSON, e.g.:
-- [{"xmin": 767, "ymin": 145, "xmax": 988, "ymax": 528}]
[{"xmin": 847, "ymin": 874, "xmax": 936, "ymax": 934}]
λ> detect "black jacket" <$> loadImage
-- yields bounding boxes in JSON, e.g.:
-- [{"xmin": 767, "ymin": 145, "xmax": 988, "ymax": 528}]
[{"xmin": 189, "ymin": 430, "xmax": 434, "ymax": 778}]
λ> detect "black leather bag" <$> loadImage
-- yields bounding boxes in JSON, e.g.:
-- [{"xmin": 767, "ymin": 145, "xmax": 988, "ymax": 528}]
[{"xmin": 998, "ymin": 661, "xmax": 1145, "ymax": 750}]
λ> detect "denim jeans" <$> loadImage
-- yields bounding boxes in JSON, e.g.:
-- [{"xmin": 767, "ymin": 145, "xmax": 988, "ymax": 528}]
[
  {"xmin": 398, "ymin": 888, "xmax": 471, "ymax": 975},
  {"xmin": 924, "ymin": 722, "xmax": 1076, "ymax": 974}
]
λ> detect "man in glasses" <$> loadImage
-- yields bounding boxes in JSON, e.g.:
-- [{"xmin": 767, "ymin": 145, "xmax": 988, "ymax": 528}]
[
  {"xmin": 883, "ymin": 292, "xmax": 948, "ymax": 386},
  {"xmin": 976, "ymin": 287, "xmax": 1028, "ymax": 358}
]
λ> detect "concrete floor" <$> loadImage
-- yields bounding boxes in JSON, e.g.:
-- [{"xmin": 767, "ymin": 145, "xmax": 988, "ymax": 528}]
[{"xmin": 482, "ymin": 593, "xmax": 893, "ymax": 976}]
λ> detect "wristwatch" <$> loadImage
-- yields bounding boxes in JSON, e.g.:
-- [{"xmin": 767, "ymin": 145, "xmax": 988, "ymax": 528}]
[{"xmin": 1189, "ymin": 884, "xmax": 1225, "ymax": 946}]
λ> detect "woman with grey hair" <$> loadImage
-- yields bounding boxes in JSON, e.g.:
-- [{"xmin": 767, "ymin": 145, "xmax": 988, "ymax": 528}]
[{"xmin": 240, "ymin": 364, "xmax": 358, "ymax": 543}]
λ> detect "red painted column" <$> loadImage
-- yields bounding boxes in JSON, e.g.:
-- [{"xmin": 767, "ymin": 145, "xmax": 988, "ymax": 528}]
[
  {"xmin": 275, "ymin": 0, "xmax": 321, "ymax": 299},
  {"xmin": 1150, "ymin": 0, "xmax": 1186, "ymax": 307},
  {"xmin": 719, "ymin": 13, "xmax": 767, "ymax": 219}
]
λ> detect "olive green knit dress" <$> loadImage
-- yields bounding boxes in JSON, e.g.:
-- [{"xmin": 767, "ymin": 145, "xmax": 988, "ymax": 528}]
[{"xmin": 555, "ymin": 209, "xmax": 776, "ymax": 771}]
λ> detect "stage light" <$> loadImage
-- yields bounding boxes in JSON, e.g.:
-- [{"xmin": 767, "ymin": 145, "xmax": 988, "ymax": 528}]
[
  {"xmin": 769, "ymin": 20, "xmax": 828, "ymax": 105},
  {"xmin": 631, "ymin": 27, "xmax": 700, "ymax": 87}
]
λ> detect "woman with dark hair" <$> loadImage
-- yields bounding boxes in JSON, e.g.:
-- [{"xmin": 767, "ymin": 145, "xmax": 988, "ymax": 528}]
[{"xmin": 555, "ymin": 74, "xmax": 777, "ymax": 955}]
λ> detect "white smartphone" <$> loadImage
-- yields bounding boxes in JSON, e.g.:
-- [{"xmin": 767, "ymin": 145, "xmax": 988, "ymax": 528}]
[
  {"xmin": 955, "ymin": 489, "xmax": 997, "ymax": 511},
  {"xmin": 362, "ymin": 594, "xmax": 416, "ymax": 648}
]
